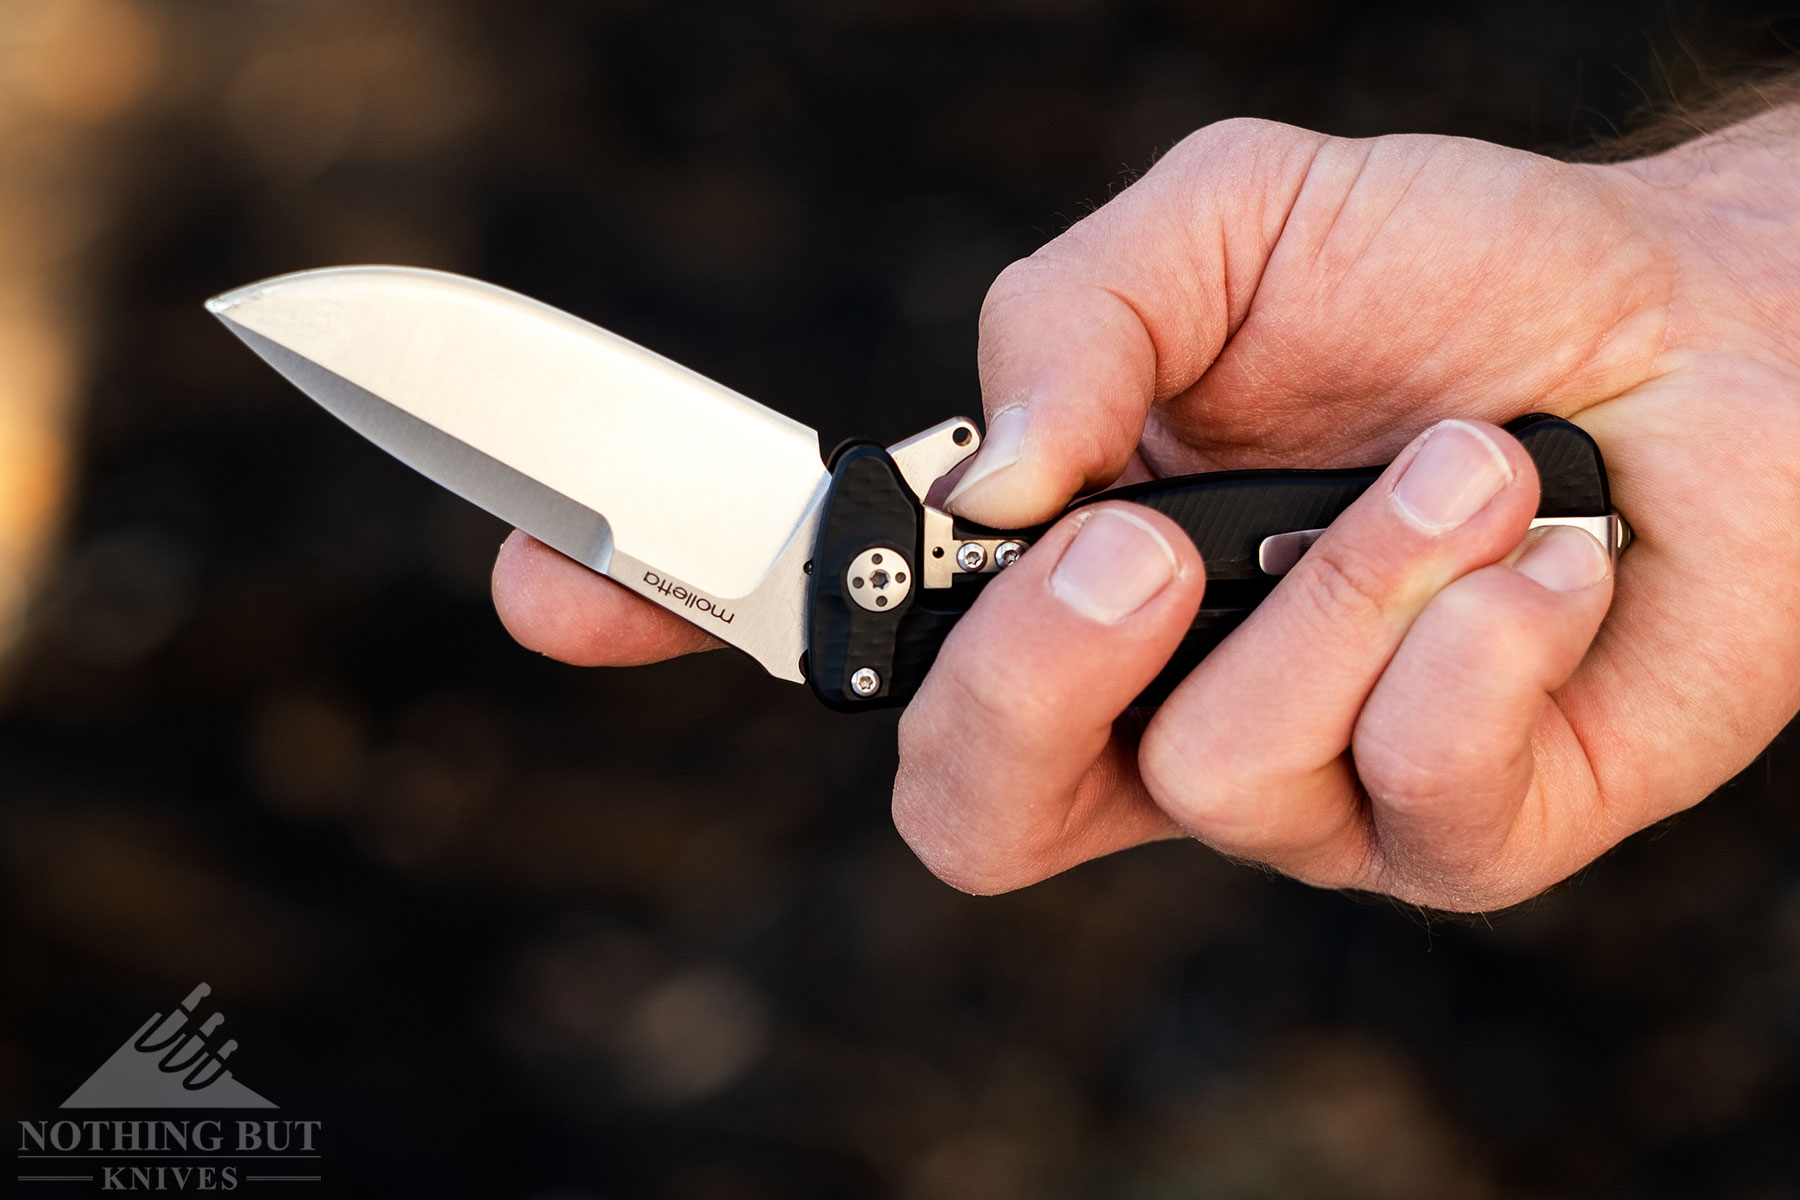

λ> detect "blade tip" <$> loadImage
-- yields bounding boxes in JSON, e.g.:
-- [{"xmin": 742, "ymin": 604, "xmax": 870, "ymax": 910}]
[
  {"xmin": 204, "ymin": 266, "xmax": 393, "ymax": 321},
  {"xmin": 204, "ymin": 286, "xmax": 255, "ymax": 320}
]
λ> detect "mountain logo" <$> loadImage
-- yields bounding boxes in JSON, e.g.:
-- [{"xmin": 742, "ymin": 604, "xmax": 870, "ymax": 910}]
[
  {"xmin": 61, "ymin": 984, "xmax": 275, "ymax": 1110},
  {"xmin": 18, "ymin": 984, "xmax": 322, "ymax": 1191}
]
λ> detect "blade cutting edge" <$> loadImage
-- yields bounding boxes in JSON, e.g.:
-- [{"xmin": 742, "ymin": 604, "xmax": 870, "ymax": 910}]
[{"xmin": 208, "ymin": 266, "xmax": 827, "ymax": 681}]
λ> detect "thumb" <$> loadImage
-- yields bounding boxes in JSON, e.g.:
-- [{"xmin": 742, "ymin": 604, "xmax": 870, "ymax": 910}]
[{"xmin": 944, "ymin": 118, "xmax": 1326, "ymax": 528}]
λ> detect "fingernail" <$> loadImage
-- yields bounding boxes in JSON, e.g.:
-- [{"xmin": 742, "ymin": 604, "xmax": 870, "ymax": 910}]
[
  {"xmin": 944, "ymin": 405, "xmax": 1027, "ymax": 511},
  {"xmin": 1049, "ymin": 508, "xmax": 1178, "ymax": 624},
  {"xmin": 1514, "ymin": 525, "xmax": 1610, "ymax": 591},
  {"xmin": 1389, "ymin": 420, "xmax": 1514, "ymax": 534}
]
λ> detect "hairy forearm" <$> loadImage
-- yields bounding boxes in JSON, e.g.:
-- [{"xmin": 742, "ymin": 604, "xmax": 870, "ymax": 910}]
[
  {"xmin": 1579, "ymin": 68, "xmax": 1800, "ymax": 161},
  {"xmin": 1625, "ymin": 87, "xmax": 1800, "ymax": 194}
]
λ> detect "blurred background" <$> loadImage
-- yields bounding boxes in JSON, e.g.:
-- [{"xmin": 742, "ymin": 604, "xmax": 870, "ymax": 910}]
[{"xmin": 2, "ymin": 1, "xmax": 1799, "ymax": 1196}]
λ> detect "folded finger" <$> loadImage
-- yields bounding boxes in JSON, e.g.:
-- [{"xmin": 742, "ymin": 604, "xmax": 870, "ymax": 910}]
[
  {"xmin": 1350, "ymin": 525, "xmax": 1614, "ymax": 906},
  {"xmin": 491, "ymin": 530, "xmax": 723, "ymax": 666},
  {"xmin": 1139, "ymin": 419, "xmax": 1539, "ymax": 884},
  {"xmin": 944, "ymin": 120, "xmax": 1327, "ymax": 527},
  {"xmin": 894, "ymin": 502, "xmax": 1204, "ymax": 893}
]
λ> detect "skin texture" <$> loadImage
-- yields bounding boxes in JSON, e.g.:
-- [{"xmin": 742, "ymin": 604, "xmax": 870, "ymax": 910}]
[{"xmin": 492, "ymin": 109, "xmax": 1800, "ymax": 912}]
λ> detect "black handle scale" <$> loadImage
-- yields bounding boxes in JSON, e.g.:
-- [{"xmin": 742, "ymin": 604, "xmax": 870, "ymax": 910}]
[{"xmin": 806, "ymin": 414, "xmax": 1611, "ymax": 711}]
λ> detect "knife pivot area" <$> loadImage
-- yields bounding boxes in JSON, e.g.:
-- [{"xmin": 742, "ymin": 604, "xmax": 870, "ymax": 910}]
[
  {"xmin": 804, "ymin": 443, "xmax": 929, "ymax": 709},
  {"xmin": 845, "ymin": 546, "xmax": 912, "ymax": 612},
  {"xmin": 808, "ymin": 422, "xmax": 1043, "ymax": 709}
]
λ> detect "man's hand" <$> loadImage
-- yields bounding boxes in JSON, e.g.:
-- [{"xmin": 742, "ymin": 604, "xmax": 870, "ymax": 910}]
[{"xmin": 493, "ymin": 111, "xmax": 1800, "ymax": 911}]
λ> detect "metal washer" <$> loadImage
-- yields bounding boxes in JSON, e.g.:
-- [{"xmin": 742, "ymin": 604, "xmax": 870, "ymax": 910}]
[{"xmin": 844, "ymin": 546, "xmax": 912, "ymax": 612}]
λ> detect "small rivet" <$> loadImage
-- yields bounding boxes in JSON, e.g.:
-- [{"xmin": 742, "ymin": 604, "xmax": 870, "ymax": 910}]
[
  {"xmin": 872, "ymin": 553, "xmax": 884, "ymax": 565},
  {"xmin": 956, "ymin": 542, "xmax": 987, "ymax": 572},
  {"xmin": 876, "ymin": 596, "xmax": 888, "ymax": 607},
  {"xmin": 850, "ymin": 667, "xmax": 881, "ymax": 696},
  {"xmin": 994, "ymin": 541, "xmax": 1025, "ymax": 568},
  {"xmin": 952, "ymin": 426, "xmax": 972, "ymax": 446},
  {"xmin": 895, "ymin": 572, "xmax": 906, "ymax": 583},
  {"xmin": 852, "ymin": 577, "xmax": 864, "ymax": 588},
  {"xmin": 932, "ymin": 547, "xmax": 945, "ymax": 559}
]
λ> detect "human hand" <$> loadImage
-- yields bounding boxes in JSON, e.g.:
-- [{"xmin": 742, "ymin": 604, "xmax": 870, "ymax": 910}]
[{"xmin": 493, "ymin": 110, "xmax": 1800, "ymax": 911}]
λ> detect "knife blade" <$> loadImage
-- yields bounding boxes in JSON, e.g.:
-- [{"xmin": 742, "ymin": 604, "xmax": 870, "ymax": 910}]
[
  {"xmin": 209, "ymin": 266, "xmax": 1626, "ymax": 711},
  {"xmin": 209, "ymin": 266, "xmax": 827, "ymax": 682}
]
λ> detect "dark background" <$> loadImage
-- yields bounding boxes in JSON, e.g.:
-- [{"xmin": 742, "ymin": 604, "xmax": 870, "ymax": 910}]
[{"xmin": 3, "ymin": 2, "xmax": 1799, "ymax": 1197}]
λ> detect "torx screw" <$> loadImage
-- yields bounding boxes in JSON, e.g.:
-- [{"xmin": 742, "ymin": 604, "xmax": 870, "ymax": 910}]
[
  {"xmin": 956, "ymin": 542, "xmax": 987, "ymax": 572},
  {"xmin": 994, "ymin": 540, "xmax": 1024, "ymax": 568},
  {"xmin": 850, "ymin": 667, "xmax": 881, "ymax": 697},
  {"xmin": 845, "ymin": 545, "xmax": 911, "ymax": 613}
]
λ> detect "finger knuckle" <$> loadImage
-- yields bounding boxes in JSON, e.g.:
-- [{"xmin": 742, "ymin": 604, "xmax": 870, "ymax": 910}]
[
  {"xmin": 1166, "ymin": 116, "xmax": 1289, "ymax": 164},
  {"xmin": 1139, "ymin": 729, "xmax": 1282, "ymax": 856},
  {"xmin": 943, "ymin": 655, "xmax": 1066, "ymax": 756},
  {"xmin": 1292, "ymin": 543, "xmax": 1394, "ymax": 633},
  {"xmin": 1355, "ymin": 758, "xmax": 1524, "ymax": 897},
  {"xmin": 1356, "ymin": 733, "xmax": 1459, "ymax": 822},
  {"xmin": 915, "ymin": 849, "xmax": 1029, "ymax": 897},
  {"xmin": 889, "ymin": 808, "xmax": 1003, "ymax": 896},
  {"xmin": 888, "ymin": 769, "xmax": 1037, "ymax": 897},
  {"xmin": 979, "ymin": 254, "xmax": 1057, "ymax": 323},
  {"xmin": 892, "ymin": 674, "xmax": 1065, "ymax": 897},
  {"xmin": 1161, "ymin": 117, "xmax": 1326, "ymax": 199},
  {"xmin": 1137, "ymin": 733, "xmax": 1209, "ymax": 826}
]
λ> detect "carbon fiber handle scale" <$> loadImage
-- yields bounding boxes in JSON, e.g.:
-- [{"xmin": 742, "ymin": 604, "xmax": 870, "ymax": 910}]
[{"xmin": 805, "ymin": 413, "xmax": 1612, "ymax": 710}]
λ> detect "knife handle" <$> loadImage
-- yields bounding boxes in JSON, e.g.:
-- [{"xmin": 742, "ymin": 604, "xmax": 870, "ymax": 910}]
[{"xmin": 805, "ymin": 414, "xmax": 1614, "ymax": 711}]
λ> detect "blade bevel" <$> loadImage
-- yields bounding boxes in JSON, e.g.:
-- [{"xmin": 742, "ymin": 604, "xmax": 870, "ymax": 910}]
[{"xmin": 208, "ymin": 266, "xmax": 826, "ymax": 682}]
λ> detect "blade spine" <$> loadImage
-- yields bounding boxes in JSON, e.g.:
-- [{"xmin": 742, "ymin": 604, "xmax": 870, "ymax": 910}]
[{"xmin": 210, "ymin": 264, "xmax": 821, "ymax": 444}]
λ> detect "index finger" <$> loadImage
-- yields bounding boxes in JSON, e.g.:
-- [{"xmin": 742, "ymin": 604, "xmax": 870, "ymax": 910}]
[
  {"xmin": 491, "ymin": 530, "xmax": 723, "ymax": 666},
  {"xmin": 942, "ymin": 119, "xmax": 1326, "ymax": 528}
]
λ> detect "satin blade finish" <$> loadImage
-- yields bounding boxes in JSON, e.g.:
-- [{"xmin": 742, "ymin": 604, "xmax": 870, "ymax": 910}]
[{"xmin": 208, "ymin": 266, "xmax": 826, "ymax": 681}]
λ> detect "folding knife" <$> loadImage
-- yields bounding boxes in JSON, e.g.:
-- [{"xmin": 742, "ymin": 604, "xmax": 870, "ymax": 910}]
[{"xmin": 208, "ymin": 267, "xmax": 1628, "ymax": 710}]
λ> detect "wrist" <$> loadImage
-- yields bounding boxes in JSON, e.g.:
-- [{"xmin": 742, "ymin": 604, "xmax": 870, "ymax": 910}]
[
  {"xmin": 1625, "ymin": 101, "xmax": 1800, "ymax": 205},
  {"xmin": 1615, "ymin": 103, "xmax": 1800, "ymax": 353}
]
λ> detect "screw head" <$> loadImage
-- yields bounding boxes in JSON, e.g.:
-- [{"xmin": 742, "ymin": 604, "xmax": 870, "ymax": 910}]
[
  {"xmin": 994, "ymin": 540, "xmax": 1024, "ymax": 568},
  {"xmin": 956, "ymin": 542, "xmax": 987, "ymax": 572},
  {"xmin": 845, "ymin": 546, "xmax": 912, "ymax": 613},
  {"xmin": 850, "ymin": 667, "xmax": 881, "ymax": 697}
]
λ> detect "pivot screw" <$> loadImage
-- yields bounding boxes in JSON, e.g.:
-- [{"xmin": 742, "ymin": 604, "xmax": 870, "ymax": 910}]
[
  {"xmin": 956, "ymin": 542, "xmax": 987, "ymax": 572},
  {"xmin": 845, "ymin": 546, "xmax": 912, "ymax": 613},
  {"xmin": 994, "ymin": 540, "xmax": 1024, "ymax": 568},
  {"xmin": 850, "ymin": 667, "xmax": 881, "ymax": 697}
]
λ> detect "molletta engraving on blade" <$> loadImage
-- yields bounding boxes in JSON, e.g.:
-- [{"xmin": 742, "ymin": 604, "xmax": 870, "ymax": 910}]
[
  {"xmin": 206, "ymin": 265, "xmax": 830, "ymax": 683},
  {"xmin": 641, "ymin": 569, "xmax": 735, "ymax": 624},
  {"xmin": 607, "ymin": 524, "xmax": 821, "ymax": 679}
]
